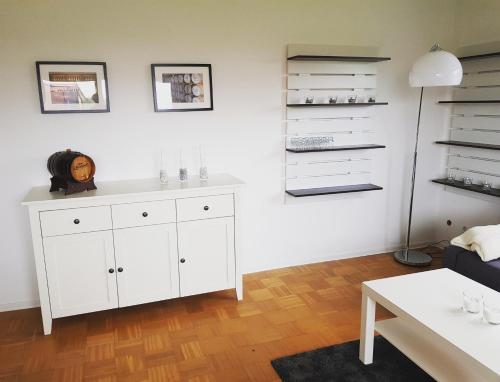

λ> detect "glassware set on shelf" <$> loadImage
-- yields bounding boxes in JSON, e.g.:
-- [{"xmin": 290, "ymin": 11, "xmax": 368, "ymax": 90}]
[
  {"xmin": 462, "ymin": 291, "xmax": 500, "ymax": 325},
  {"xmin": 447, "ymin": 172, "xmax": 493, "ymax": 191},
  {"xmin": 300, "ymin": 95, "xmax": 376, "ymax": 104},
  {"xmin": 159, "ymin": 146, "xmax": 208, "ymax": 184},
  {"xmin": 289, "ymin": 136, "xmax": 335, "ymax": 151}
]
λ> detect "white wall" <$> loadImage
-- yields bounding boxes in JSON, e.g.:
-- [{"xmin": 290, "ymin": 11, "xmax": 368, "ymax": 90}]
[
  {"xmin": 434, "ymin": 0, "xmax": 500, "ymax": 241},
  {"xmin": 0, "ymin": 0, "xmax": 457, "ymax": 309},
  {"xmin": 456, "ymin": 0, "xmax": 500, "ymax": 48}
]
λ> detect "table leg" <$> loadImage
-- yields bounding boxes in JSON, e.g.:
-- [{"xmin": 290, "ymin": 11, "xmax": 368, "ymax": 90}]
[{"xmin": 359, "ymin": 290, "xmax": 376, "ymax": 364}]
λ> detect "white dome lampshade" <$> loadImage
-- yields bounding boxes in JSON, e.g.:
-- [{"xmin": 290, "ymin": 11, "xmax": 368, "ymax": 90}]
[{"xmin": 409, "ymin": 44, "xmax": 463, "ymax": 87}]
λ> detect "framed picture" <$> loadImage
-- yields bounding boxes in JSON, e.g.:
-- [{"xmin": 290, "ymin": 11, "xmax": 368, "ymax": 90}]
[
  {"xmin": 35, "ymin": 61, "xmax": 110, "ymax": 113},
  {"xmin": 151, "ymin": 64, "xmax": 213, "ymax": 112}
]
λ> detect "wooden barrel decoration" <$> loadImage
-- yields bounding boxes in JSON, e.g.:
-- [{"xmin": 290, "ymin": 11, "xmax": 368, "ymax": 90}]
[{"xmin": 48, "ymin": 149, "xmax": 97, "ymax": 195}]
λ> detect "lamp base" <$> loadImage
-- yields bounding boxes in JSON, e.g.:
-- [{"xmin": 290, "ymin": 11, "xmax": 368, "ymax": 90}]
[{"xmin": 394, "ymin": 249, "xmax": 432, "ymax": 267}]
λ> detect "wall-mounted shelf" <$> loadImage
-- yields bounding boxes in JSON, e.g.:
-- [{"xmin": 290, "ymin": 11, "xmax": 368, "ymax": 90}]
[
  {"xmin": 286, "ymin": 183, "xmax": 383, "ymax": 197},
  {"xmin": 286, "ymin": 144, "xmax": 385, "ymax": 153},
  {"xmin": 434, "ymin": 51, "xmax": 500, "ymax": 202},
  {"xmin": 438, "ymin": 100, "xmax": 500, "ymax": 104},
  {"xmin": 287, "ymin": 55, "xmax": 391, "ymax": 62},
  {"xmin": 459, "ymin": 51, "xmax": 500, "ymax": 61},
  {"xmin": 287, "ymin": 102, "xmax": 388, "ymax": 107},
  {"xmin": 435, "ymin": 140, "xmax": 500, "ymax": 151},
  {"xmin": 284, "ymin": 45, "xmax": 388, "ymax": 197},
  {"xmin": 432, "ymin": 178, "xmax": 500, "ymax": 197}
]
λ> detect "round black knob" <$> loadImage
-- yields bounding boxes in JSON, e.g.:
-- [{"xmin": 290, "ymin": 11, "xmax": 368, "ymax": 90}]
[
  {"xmin": 180, "ymin": 258, "xmax": 186, "ymax": 263},
  {"xmin": 108, "ymin": 268, "xmax": 114, "ymax": 273},
  {"xmin": 117, "ymin": 267, "xmax": 123, "ymax": 272},
  {"xmin": 142, "ymin": 212, "xmax": 148, "ymax": 217},
  {"xmin": 74, "ymin": 219, "xmax": 80, "ymax": 224},
  {"xmin": 203, "ymin": 206, "xmax": 209, "ymax": 211}
]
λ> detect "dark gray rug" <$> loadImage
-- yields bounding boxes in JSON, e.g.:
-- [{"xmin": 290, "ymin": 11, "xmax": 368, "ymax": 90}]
[{"xmin": 271, "ymin": 336, "xmax": 435, "ymax": 382}]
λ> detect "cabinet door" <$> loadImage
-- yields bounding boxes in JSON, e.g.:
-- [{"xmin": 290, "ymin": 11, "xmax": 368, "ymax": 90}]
[
  {"xmin": 43, "ymin": 231, "xmax": 118, "ymax": 318},
  {"xmin": 177, "ymin": 217, "xmax": 235, "ymax": 297},
  {"xmin": 113, "ymin": 224, "xmax": 179, "ymax": 307}
]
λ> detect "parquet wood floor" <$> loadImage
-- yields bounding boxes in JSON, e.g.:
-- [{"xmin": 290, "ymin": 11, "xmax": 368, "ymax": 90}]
[{"xmin": 0, "ymin": 250, "xmax": 442, "ymax": 382}]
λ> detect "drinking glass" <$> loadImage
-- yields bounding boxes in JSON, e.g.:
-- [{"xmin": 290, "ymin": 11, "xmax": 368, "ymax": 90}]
[
  {"xmin": 463, "ymin": 291, "xmax": 481, "ymax": 313},
  {"xmin": 293, "ymin": 137, "xmax": 306, "ymax": 151},
  {"xmin": 463, "ymin": 176, "xmax": 473, "ymax": 186},
  {"xmin": 159, "ymin": 150, "xmax": 168, "ymax": 184},
  {"xmin": 302, "ymin": 137, "xmax": 309, "ymax": 150},
  {"xmin": 482, "ymin": 181, "xmax": 491, "ymax": 191},
  {"xmin": 308, "ymin": 137, "xmax": 315, "ymax": 150},
  {"xmin": 299, "ymin": 137, "xmax": 307, "ymax": 151},
  {"xmin": 320, "ymin": 136, "xmax": 327, "ymax": 149},
  {"xmin": 313, "ymin": 136, "xmax": 321, "ymax": 150},
  {"xmin": 199, "ymin": 145, "xmax": 208, "ymax": 181},
  {"xmin": 295, "ymin": 137, "xmax": 303, "ymax": 150},
  {"xmin": 483, "ymin": 296, "xmax": 500, "ymax": 324},
  {"xmin": 179, "ymin": 148, "xmax": 188, "ymax": 182},
  {"xmin": 447, "ymin": 172, "xmax": 455, "ymax": 184}
]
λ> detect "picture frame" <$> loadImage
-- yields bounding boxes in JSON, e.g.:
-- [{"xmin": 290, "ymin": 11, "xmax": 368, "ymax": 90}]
[
  {"xmin": 151, "ymin": 64, "xmax": 213, "ymax": 112},
  {"xmin": 35, "ymin": 61, "xmax": 110, "ymax": 114}
]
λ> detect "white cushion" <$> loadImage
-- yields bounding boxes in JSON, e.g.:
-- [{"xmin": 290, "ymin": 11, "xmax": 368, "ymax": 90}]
[{"xmin": 451, "ymin": 225, "xmax": 500, "ymax": 262}]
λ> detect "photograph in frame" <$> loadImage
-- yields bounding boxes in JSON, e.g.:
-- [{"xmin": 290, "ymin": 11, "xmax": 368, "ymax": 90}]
[
  {"xmin": 151, "ymin": 64, "xmax": 213, "ymax": 112},
  {"xmin": 36, "ymin": 61, "xmax": 110, "ymax": 113}
]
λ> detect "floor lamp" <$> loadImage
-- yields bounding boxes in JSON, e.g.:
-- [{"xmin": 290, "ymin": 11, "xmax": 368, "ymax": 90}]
[{"xmin": 394, "ymin": 44, "xmax": 463, "ymax": 266}]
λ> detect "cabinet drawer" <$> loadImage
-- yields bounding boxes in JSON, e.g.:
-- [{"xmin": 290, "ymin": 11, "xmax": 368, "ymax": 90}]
[
  {"xmin": 112, "ymin": 200, "xmax": 176, "ymax": 229},
  {"xmin": 176, "ymin": 194, "xmax": 234, "ymax": 222},
  {"xmin": 40, "ymin": 206, "xmax": 112, "ymax": 237}
]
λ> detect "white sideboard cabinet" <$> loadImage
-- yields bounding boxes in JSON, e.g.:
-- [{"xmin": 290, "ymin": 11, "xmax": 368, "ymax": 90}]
[{"xmin": 22, "ymin": 174, "xmax": 244, "ymax": 335}]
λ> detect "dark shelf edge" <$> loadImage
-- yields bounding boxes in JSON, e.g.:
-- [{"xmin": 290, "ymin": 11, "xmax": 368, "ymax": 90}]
[
  {"xmin": 286, "ymin": 102, "xmax": 388, "ymax": 107},
  {"xmin": 286, "ymin": 144, "xmax": 386, "ymax": 153},
  {"xmin": 435, "ymin": 140, "xmax": 500, "ymax": 151},
  {"xmin": 432, "ymin": 179, "xmax": 500, "ymax": 198},
  {"xmin": 438, "ymin": 100, "xmax": 500, "ymax": 104},
  {"xmin": 286, "ymin": 183, "xmax": 383, "ymax": 197},
  {"xmin": 287, "ymin": 55, "xmax": 391, "ymax": 62},
  {"xmin": 459, "ymin": 51, "xmax": 500, "ymax": 61}
]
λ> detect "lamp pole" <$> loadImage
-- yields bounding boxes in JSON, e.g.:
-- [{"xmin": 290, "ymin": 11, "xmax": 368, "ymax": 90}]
[
  {"xmin": 406, "ymin": 87, "xmax": 423, "ymax": 249},
  {"xmin": 394, "ymin": 86, "xmax": 432, "ymax": 266}
]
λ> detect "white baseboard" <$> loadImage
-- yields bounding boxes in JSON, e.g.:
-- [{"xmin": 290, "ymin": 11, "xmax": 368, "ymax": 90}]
[
  {"xmin": 243, "ymin": 241, "xmax": 432, "ymax": 274},
  {"xmin": 0, "ymin": 300, "xmax": 40, "ymax": 312}
]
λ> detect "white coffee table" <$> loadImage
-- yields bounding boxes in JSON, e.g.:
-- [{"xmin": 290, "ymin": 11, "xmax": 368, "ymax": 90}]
[{"xmin": 359, "ymin": 268, "xmax": 500, "ymax": 382}]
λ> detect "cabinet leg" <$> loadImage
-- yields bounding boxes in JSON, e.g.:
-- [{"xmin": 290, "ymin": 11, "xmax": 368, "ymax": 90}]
[{"xmin": 236, "ymin": 274, "xmax": 243, "ymax": 301}]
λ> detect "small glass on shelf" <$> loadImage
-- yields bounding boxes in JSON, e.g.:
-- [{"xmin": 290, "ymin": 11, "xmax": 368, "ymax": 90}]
[
  {"xmin": 289, "ymin": 136, "xmax": 335, "ymax": 151},
  {"xmin": 447, "ymin": 171, "xmax": 456, "ymax": 183},
  {"xmin": 463, "ymin": 176, "xmax": 473, "ymax": 186},
  {"xmin": 482, "ymin": 180, "xmax": 491, "ymax": 191}
]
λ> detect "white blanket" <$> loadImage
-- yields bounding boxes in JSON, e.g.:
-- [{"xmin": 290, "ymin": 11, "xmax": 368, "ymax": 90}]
[{"xmin": 451, "ymin": 225, "xmax": 500, "ymax": 262}]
